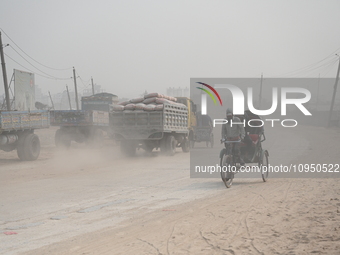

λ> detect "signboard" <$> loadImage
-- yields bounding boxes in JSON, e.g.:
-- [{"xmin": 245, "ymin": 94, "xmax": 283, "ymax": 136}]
[{"xmin": 14, "ymin": 69, "xmax": 35, "ymax": 111}]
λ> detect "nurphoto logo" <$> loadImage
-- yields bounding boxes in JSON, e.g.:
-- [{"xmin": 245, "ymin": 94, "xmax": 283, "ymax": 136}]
[{"xmin": 196, "ymin": 82, "xmax": 312, "ymax": 128}]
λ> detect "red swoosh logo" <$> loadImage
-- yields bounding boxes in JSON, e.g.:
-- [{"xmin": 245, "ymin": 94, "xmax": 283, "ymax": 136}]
[{"xmin": 196, "ymin": 82, "xmax": 223, "ymax": 106}]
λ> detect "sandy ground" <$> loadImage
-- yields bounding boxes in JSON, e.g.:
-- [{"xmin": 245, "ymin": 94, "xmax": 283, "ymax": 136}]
[{"xmin": 0, "ymin": 125, "xmax": 339, "ymax": 254}]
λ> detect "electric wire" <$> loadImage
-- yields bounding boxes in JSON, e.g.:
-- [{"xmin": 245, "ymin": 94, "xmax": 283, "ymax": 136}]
[
  {"xmin": 276, "ymin": 57, "xmax": 338, "ymax": 78},
  {"xmin": 0, "ymin": 27, "xmax": 72, "ymax": 71},
  {"xmin": 292, "ymin": 58, "xmax": 339, "ymax": 78},
  {"xmin": 8, "ymin": 45, "xmax": 70, "ymax": 80},
  {"xmin": 271, "ymin": 46, "xmax": 340, "ymax": 78},
  {"xmin": 75, "ymin": 70, "xmax": 91, "ymax": 89},
  {"xmin": 4, "ymin": 53, "xmax": 71, "ymax": 80},
  {"xmin": 321, "ymin": 59, "xmax": 339, "ymax": 77}
]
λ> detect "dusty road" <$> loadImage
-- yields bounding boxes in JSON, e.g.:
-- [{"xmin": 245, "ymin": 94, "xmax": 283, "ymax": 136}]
[{"xmin": 0, "ymin": 125, "xmax": 339, "ymax": 254}]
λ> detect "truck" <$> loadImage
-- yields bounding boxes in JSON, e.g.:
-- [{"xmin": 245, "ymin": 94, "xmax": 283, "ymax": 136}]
[
  {"xmin": 0, "ymin": 110, "xmax": 49, "ymax": 160},
  {"xmin": 0, "ymin": 32, "xmax": 50, "ymax": 160},
  {"xmin": 111, "ymin": 103, "xmax": 190, "ymax": 156},
  {"xmin": 175, "ymin": 97, "xmax": 198, "ymax": 147},
  {"xmin": 50, "ymin": 93, "xmax": 116, "ymax": 148},
  {"xmin": 191, "ymin": 111, "xmax": 214, "ymax": 148},
  {"xmin": 175, "ymin": 97, "xmax": 214, "ymax": 148},
  {"xmin": 50, "ymin": 110, "xmax": 109, "ymax": 148}
]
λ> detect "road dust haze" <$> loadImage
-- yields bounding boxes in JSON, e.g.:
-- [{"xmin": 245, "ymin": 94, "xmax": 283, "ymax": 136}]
[{"xmin": 0, "ymin": 124, "xmax": 339, "ymax": 254}]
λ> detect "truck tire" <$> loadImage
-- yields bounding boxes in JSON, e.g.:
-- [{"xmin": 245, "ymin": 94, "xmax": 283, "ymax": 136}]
[
  {"xmin": 166, "ymin": 135, "xmax": 176, "ymax": 156},
  {"xmin": 24, "ymin": 134, "xmax": 40, "ymax": 161},
  {"xmin": 17, "ymin": 133, "xmax": 28, "ymax": 161},
  {"xmin": 120, "ymin": 141, "xmax": 136, "ymax": 156},
  {"xmin": 144, "ymin": 142, "xmax": 154, "ymax": 153},
  {"xmin": 55, "ymin": 129, "xmax": 71, "ymax": 148},
  {"xmin": 89, "ymin": 129, "xmax": 104, "ymax": 148}
]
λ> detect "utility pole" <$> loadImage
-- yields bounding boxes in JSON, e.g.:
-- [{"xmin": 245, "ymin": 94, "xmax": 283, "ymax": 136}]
[
  {"xmin": 91, "ymin": 77, "xmax": 95, "ymax": 95},
  {"xmin": 328, "ymin": 55, "xmax": 340, "ymax": 127},
  {"xmin": 66, "ymin": 85, "xmax": 72, "ymax": 110},
  {"xmin": 0, "ymin": 32, "xmax": 11, "ymax": 111},
  {"xmin": 259, "ymin": 73, "xmax": 263, "ymax": 108},
  {"xmin": 48, "ymin": 91, "xmax": 55, "ymax": 110},
  {"xmin": 73, "ymin": 67, "xmax": 79, "ymax": 110}
]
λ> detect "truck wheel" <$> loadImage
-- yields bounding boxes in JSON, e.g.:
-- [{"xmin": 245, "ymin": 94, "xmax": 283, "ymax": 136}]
[
  {"xmin": 120, "ymin": 141, "xmax": 136, "ymax": 156},
  {"xmin": 91, "ymin": 129, "xmax": 104, "ymax": 148},
  {"xmin": 24, "ymin": 134, "xmax": 41, "ymax": 161},
  {"xmin": 55, "ymin": 129, "xmax": 71, "ymax": 148},
  {"xmin": 166, "ymin": 135, "xmax": 176, "ymax": 156},
  {"xmin": 17, "ymin": 133, "xmax": 28, "ymax": 161},
  {"xmin": 181, "ymin": 139, "xmax": 190, "ymax": 153},
  {"xmin": 144, "ymin": 142, "xmax": 154, "ymax": 153}
]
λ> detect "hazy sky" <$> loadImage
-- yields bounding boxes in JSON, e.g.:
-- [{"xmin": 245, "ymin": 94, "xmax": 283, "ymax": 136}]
[{"xmin": 1, "ymin": 0, "xmax": 340, "ymax": 99}]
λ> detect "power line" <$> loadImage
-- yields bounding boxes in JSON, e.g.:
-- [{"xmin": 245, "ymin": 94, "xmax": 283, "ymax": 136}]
[
  {"xmin": 4, "ymin": 53, "xmax": 72, "ymax": 80},
  {"xmin": 290, "ymin": 47, "xmax": 340, "ymax": 74},
  {"xmin": 8, "ymin": 45, "xmax": 67, "ymax": 79},
  {"xmin": 282, "ymin": 57, "xmax": 335, "ymax": 77},
  {"xmin": 292, "ymin": 58, "xmax": 338, "ymax": 78},
  {"xmin": 0, "ymin": 27, "xmax": 72, "ymax": 71},
  {"xmin": 275, "ymin": 56, "xmax": 338, "ymax": 78},
  {"xmin": 75, "ymin": 70, "xmax": 91, "ymax": 89},
  {"xmin": 271, "ymin": 46, "xmax": 340, "ymax": 77},
  {"xmin": 321, "ymin": 59, "xmax": 339, "ymax": 77}
]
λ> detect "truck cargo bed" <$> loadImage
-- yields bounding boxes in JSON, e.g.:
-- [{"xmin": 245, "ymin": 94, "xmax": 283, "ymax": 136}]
[
  {"xmin": 111, "ymin": 104, "xmax": 188, "ymax": 140},
  {"xmin": 50, "ymin": 110, "xmax": 109, "ymax": 127},
  {"xmin": 0, "ymin": 110, "xmax": 49, "ymax": 132}
]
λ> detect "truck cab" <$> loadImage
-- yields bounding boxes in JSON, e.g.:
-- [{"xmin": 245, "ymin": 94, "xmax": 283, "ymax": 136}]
[
  {"xmin": 81, "ymin": 92, "xmax": 118, "ymax": 112},
  {"xmin": 175, "ymin": 97, "xmax": 197, "ymax": 146}
]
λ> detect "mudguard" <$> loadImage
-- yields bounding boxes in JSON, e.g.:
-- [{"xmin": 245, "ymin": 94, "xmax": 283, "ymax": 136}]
[
  {"xmin": 265, "ymin": 149, "xmax": 269, "ymax": 157},
  {"xmin": 220, "ymin": 148, "xmax": 226, "ymax": 159}
]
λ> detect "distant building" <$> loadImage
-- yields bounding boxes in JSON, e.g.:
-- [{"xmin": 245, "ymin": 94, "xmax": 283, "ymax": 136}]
[
  {"xmin": 82, "ymin": 92, "xmax": 119, "ymax": 111},
  {"xmin": 166, "ymin": 87, "xmax": 189, "ymax": 97}
]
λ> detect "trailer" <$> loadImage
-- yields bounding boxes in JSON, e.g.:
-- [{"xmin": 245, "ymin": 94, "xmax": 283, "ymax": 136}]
[
  {"xmin": 0, "ymin": 32, "xmax": 50, "ymax": 160},
  {"xmin": 50, "ymin": 110, "xmax": 109, "ymax": 148},
  {"xmin": 50, "ymin": 93, "xmax": 117, "ymax": 148},
  {"xmin": 111, "ymin": 103, "xmax": 190, "ymax": 156},
  {"xmin": 0, "ymin": 110, "xmax": 49, "ymax": 160}
]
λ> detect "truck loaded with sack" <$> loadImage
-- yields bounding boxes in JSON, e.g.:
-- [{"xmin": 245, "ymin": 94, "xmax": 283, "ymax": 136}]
[{"xmin": 110, "ymin": 92, "xmax": 190, "ymax": 156}]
